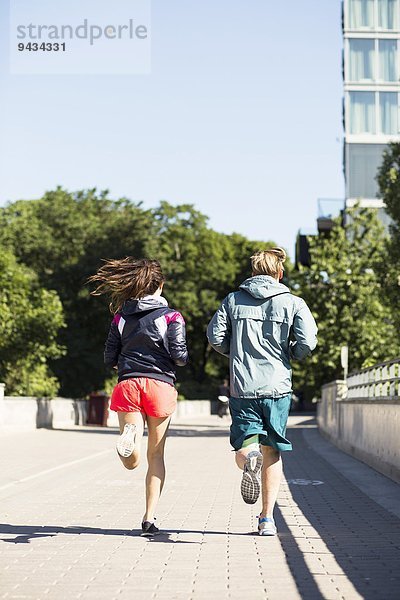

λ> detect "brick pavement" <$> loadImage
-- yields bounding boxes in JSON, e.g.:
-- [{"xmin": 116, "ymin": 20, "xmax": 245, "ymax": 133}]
[{"xmin": 0, "ymin": 415, "xmax": 399, "ymax": 600}]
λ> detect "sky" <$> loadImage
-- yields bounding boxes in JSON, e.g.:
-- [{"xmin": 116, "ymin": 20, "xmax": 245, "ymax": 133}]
[{"xmin": 0, "ymin": 0, "xmax": 345, "ymax": 258}]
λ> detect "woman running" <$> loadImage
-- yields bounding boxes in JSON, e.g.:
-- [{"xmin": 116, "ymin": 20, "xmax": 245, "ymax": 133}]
[{"xmin": 89, "ymin": 257, "xmax": 189, "ymax": 536}]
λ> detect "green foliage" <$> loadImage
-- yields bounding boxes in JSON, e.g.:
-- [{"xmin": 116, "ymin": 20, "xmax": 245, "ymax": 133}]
[
  {"xmin": 1, "ymin": 189, "xmax": 279, "ymax": 398},
  {"xmin": 376, "ymin": 142, "xmax": 400, "ymax": 330},
  {"xmin": 6, "ymin": 186, "xmax": 393, "ymax": 403},
  {"xmin": 0, "ymin": 249, "xmax": 65, "ymax": 395},
  {"xmin": 377, "ymin": 142, "xmax": 400, "ymax": 233},
  {"xmin": 145, "ymin": 202, "xmax": 279, "ymax": 389},
  {"xmin": 0, "ymin": 187, "xmax": 153, "ymax": 397},
  {"xmin": 6, "ymin": 362, "xmax": 60, "ymax": 398},
  {"xmin": 292, "ymin": 207, "xmax": 399, "ymax": 400}
]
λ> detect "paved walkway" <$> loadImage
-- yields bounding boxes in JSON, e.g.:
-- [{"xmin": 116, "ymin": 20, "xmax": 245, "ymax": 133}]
[{"xmin": 0, "ymin": 415, "xmax": 399, "ymax": 600}]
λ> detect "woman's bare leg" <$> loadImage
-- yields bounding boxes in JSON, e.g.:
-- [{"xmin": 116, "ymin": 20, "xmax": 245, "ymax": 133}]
[
  {"xmin": 117, "ymin": 411, "xmax": 145, "ymax": 470},
  {"xmin": 143, "ymin": 415, "xmax": 171, "ymax": 523}
]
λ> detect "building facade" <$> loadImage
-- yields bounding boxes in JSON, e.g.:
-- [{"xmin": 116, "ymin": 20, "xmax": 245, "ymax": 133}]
[{"xmin": 343, "ymin": 0, "xmax": 400, "ymax": 225}]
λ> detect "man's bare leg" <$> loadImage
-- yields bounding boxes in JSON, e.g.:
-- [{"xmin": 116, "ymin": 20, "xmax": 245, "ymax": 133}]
[
  {"xmin": 235, "ymin": 445, "xmax": 258, "ymax": 470},
  {"xmin": 259, "ymin": 445, "xmax": 282, "ymax": 518},
  {"xmin": 235, "ymin": 437, "xmax": 263, "ymax": 505},
  {"xmin": 235, "ymin": 435, "xmax": 260, "ymax": 470}
]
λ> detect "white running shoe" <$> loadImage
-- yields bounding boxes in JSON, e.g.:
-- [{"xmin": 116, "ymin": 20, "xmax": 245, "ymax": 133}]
[
  {"xmin": 116, "ymin": 423, "xmax": 137, "ymax": 458},
  {"xmin": 241, "ymin": 450, "xmax": 263, "ymax": 504},
  {"xmin": 258, "ymin": 517, "xmax": 277, "ymax": 536}
]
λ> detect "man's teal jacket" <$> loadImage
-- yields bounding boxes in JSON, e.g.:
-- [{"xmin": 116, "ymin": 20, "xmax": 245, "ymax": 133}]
[{"xmin": 207, "ymin": 275, "xmax": 318, "ymax": 399}]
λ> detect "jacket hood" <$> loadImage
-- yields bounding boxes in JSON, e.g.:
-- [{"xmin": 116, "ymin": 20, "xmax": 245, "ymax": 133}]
[
  {"xmin": 239, "ymin": 275, "xmax": 290, "ymax": 300},
  {"xmin": 121, "ymin": 295, "xmax": 168, "ymax": 316}
]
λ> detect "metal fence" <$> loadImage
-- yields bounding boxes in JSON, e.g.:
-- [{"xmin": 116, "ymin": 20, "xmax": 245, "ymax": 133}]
[{"xmin": 346, "ymin": 358, "xmax": 400, "ymax": 400}]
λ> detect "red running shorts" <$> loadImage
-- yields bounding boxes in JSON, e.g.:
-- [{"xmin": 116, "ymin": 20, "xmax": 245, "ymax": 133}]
[{"xmin": 110, "ymin": 377, "xmax": 178, "ymax": 418}]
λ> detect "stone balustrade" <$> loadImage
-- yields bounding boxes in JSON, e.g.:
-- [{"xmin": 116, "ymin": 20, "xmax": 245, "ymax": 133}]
[
  {"xmin": 346, "ymin": 358, "xmax": 400, "ymax": 400},
  {"xmin": 318, "ymin": 358, "xmax": 400, "ymax": 483}
]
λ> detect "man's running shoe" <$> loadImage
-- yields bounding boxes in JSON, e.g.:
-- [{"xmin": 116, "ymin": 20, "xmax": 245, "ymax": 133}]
[
  {"xmin": 258, "ymin": 516, "xmax": 277, "ymax": 536},
  {"xmin": 116, "ymin": 423, "xmax": 137, "ymax": 458},
  {"xmin": 241, "ymin": 450, "xmax": 263, "ymax": 504},
  {"xmin": 141, "ymin": 520, "xmax": 160, "ymax": 537}
]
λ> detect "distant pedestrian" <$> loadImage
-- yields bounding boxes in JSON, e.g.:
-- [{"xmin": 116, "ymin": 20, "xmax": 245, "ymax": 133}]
[
  {"xmin": 89, "ymin": 258, "xmax": 188, "ymax": 537},
  {"xmin": 217, "ymin": 378, "xmax": 230, "ymax": 418},
  {"xmin": 207, "ymin": 248, "xmax": 317, "ymax": 536}
]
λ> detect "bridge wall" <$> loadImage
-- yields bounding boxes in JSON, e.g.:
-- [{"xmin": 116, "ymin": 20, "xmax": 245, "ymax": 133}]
[{"xmin": 318, "ymin": 377, "xmax": 400, "ymax": 483}]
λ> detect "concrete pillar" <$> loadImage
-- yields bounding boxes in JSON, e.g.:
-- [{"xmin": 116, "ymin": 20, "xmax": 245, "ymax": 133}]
[{"xmin": 0, "ymin": 383, "xmax": 5, "ymax": 427}]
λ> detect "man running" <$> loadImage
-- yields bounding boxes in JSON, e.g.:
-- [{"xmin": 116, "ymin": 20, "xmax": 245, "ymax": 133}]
[{"xmin": 207, "ymin": 248, "xmax": 317, "ymax": 536}]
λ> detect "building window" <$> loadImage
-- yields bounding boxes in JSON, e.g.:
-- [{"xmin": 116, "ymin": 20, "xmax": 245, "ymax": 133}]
[
  {"xmin": 349, "ymin": 91, "xmax": 376, "ymax": 133},
  {"xmin": 348, "ymin": 92, "xmax": 399, "ymax": 134},
  {"xmin": 378, "ymin": 0, "xmax": 398, "ymax": 29},
  {"xmin": 379, "ymin": 92, "xmax": 398, "ymax": 133},
  {"xmin": 349, "ymin": 39, "xmax": 375, "ymax": 80},
  {"xmin": 346, "ymin": 143, "xmax": 387, "ymax": 198},
  {"xmin": 378, "ymin": 39, "xmax": 398, "ymax": 80},
  {"xmin": 349, "ymin": 0, "xmax": 375, "ymax": 28},
  {"xmin": 348, "ymin": 0, "xmax": 399, "ymax": 29}
]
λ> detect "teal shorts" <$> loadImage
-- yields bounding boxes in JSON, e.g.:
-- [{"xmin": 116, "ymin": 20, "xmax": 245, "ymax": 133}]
[{"xmin": 229, "ymin": 395, "xmax": 292, "ymax": 452}]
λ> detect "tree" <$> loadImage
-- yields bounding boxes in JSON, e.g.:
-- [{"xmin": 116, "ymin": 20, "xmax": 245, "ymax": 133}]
[
  {"xmin": 377, "ymin": 142, "xmax": 400, "ymax": 239},
  {"xmin": 0, "ymin": 189, "xmax": 281, "ymax": 398},
  {"xmin": 0, "ymin": 249, "xmax": 65, "ymax": 396},
  {"xmin": 145, "ymin": 202, "xmax": 280, "ymax": 395},
  {"xmin": 292, "ymin": 207, "xmax": 399, "ymax": 401},
  {"xmin": 0, "ymin": 188, "xmax": 153, "ymax": 397},
  {"xmin": 376, "ymin": 142, "xmax": 400, "ymax": 330}
]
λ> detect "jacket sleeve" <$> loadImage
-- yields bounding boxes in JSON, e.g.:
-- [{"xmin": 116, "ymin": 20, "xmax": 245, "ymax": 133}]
[
  {"xmin": 104, "ymin": 318, "xmax": 122, "ymax": 368},
  {"xmin": 167, "ymin": 313, "xmax": 189, "ymax": 367},
  {"xmin": 207, "ymin": 297, "xmax": 231, "ymax": 357},
  {"xmin": 289, "ymin": 298, "xmax": 318, "ymax": 361}
]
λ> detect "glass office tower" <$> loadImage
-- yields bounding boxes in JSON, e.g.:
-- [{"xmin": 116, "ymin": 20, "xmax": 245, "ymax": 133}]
[{"xmin": 343, "ymin": 0, "xmax": 400, "ymax": 223}]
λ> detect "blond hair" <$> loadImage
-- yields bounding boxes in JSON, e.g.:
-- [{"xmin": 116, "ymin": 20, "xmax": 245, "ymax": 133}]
[{"xmin": 251, "ymin": 247, "xmax": 286, "ymax": 278}]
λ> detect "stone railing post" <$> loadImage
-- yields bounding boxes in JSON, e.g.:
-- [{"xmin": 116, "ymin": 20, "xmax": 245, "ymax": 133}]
[
  {"xmin": 0, "ymin": 383, "xmax": 5, "ymax": 426},
  {"xmin": 337, "ymin": 380, "xmax": 348, "ymax": 399}
]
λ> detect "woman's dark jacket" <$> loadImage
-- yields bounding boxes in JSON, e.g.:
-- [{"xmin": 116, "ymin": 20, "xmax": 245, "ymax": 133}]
[{"xmin": 104, "ymin": 296, "xmax": 189, "ymax": 386}]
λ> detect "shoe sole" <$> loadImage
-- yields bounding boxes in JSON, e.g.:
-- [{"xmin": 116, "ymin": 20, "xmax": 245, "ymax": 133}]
[
  {"xmin": 258, "ymin": 528, "xmax": 277, "ymax": 536},
  {"xmin": 117, "ymin": 425, "xmax": 136, "ymax": 458},
  {"xmin": 241, "ymin": 452, "xmax": 263, "ymax": 504},
  {"xmin": 140, "ymin": 530, "xmax": 160, "ymax": 537}
]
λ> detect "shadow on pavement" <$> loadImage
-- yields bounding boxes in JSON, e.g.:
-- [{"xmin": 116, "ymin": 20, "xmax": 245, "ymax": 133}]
[
  {"xmin": 54, "ymin": 416, "xmax": 311, "ymax": 437},
  {"xmin": 274, "ymin": 504, "xmax": 325, "ymax": 600},
  {"xmin": 288, "ymin": 414, "xmax": 318, "ymax": 427},
  {"xmin": 168, "ymin": 426, "xmax": 229, "ymax": 438},
  {"xmin": 280, "ymin": 424, "xmax": 400, "ymax": 600},
  {"xmin": 0, "ymin": 524, "xmax": 133, "ymax": 544},
  {"xmin": 0, "ymin": 524, "xmax": 254, "ymax": 545},
  {"xmin": 53, "ymin": 423, "xmax": 230, "ymax": 438},
  {"xmin": 52, "ymin": 427, "xmax": 118, "ymax": 435},
  {"xmin": 143, "ymin": 529, "xmax": 257, "ymax": 544}
]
